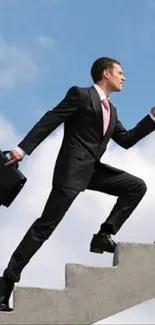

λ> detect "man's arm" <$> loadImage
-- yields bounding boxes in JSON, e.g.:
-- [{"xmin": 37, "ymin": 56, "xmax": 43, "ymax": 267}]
[
  {"xmin": 5, "ymin": 86, "xmax": 80, "ymax": 166},
  {"xmin": 112, "ymin": 109, "xmax": 155, "ymax": 149}
]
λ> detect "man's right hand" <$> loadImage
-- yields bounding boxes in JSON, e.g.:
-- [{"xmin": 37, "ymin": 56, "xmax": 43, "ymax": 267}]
[{"xmin": 4, "ymin": 149, "xmax": 23, "ymax": 167}]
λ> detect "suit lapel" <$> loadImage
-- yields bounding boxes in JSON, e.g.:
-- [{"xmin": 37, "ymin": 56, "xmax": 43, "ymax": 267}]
[
  {"xmin": 105, "ymin": 102, "xmax": 117, "ymax": 136},
  {"xmin": 88, "ymin": 86, "xmax": 103, "ymax": 136}
]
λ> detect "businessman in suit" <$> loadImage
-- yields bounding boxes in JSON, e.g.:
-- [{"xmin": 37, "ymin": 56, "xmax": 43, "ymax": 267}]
[{"xmin": 1, "ymin": 57, "xmax": 155, "ymax": 311}]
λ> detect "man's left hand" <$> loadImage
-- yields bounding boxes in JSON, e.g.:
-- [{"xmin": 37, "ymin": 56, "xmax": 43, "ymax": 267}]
[{"xmin": 4, "ymin": 150, "xmax": 23, "ymax": 167}]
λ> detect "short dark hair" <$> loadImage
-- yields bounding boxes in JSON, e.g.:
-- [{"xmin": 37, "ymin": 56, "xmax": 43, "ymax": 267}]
[{"xmin": 91, "ymin": 57, "xmax": 120, "ymax": 83}]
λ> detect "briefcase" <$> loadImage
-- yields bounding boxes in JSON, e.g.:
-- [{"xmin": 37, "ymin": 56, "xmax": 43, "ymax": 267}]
[{"xmin": 0, "ymin": 150, "xmax": 27, "ymax": 207}]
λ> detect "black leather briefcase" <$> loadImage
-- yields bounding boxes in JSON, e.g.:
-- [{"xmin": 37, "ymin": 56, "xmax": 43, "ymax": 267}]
[{"xmin": 0, "ymin": 150, "xmax": 27, "ymax": 207}]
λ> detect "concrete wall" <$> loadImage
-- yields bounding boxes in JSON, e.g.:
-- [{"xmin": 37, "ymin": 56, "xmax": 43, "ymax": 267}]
[{"xmin": 0, "ymin": 242, "xmax": 155, "ymax": 324}]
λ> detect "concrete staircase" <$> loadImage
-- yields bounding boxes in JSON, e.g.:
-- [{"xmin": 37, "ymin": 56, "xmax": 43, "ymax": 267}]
[{"xmin": 0, "ymin": 242, "xmax": 155, "ymax": 324}]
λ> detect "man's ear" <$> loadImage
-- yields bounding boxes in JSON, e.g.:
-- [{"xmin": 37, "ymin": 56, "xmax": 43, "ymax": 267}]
[
  {"xmin": 103, "ymin": 69, "xmax": 110, "ymax": 79},
  {"xmin": 150, "ymin": 106, "xmax": 155, "ymax": 117}
]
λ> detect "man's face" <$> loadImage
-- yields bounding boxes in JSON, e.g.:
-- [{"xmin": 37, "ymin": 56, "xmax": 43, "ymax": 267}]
[{"xmin": 104, "ymin": 63, "xmax": 125, "ymax": 92}]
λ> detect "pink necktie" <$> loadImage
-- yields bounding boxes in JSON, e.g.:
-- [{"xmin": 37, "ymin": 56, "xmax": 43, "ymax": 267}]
[{"xmin": 101, "ymin": 98, "xmax": 111, "ymax": 135}]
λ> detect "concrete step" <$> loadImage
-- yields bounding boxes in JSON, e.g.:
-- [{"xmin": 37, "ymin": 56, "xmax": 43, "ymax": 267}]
[{"xmin": 0, "ymin": 242, "xmax": 155, "ymax": 324}]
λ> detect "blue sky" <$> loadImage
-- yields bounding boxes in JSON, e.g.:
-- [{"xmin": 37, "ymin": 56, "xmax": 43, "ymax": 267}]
[
  {"xmin": 1, "ymin": 0, "xmax": 155, "ymax": 323},
  {"xmin": 1, "ymin": 0, "xmax": 155, "ymax": 134}
]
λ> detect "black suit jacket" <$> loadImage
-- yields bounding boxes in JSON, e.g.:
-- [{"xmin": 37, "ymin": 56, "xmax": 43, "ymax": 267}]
[{"xmin": 18, "ymin": 86, "xmax": 155, "ymax": 191}]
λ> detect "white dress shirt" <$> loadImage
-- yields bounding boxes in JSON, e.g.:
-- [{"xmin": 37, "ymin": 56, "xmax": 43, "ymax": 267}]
[
  {"xmin": 15, "ymin": 84, "xmax": 155, "ymax": 159},
  {"xmin": 14, "ymin": 146, "xmax": 26, "ymax": 158},
  {"xmin": 93, "ymin": 84, "xmax": 107, "ymax": 101}
]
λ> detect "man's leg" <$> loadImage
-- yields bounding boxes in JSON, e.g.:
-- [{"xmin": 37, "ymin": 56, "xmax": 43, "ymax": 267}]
[
  {"xmin": 88, "ymin": 163, "xmax": 147, "ymax": 252},
  {"xmin": 3, "ymin": 186, "xmax": 79, "ymax": 283}
]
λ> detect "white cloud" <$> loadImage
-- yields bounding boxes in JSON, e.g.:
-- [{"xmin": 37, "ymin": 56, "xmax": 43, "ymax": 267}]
[
  {"xmin": 0, "ymin": 111, "xmax": 21, "ymax": 147},
  {"xmin": 1, "ymin": 116, "xmax": 155, "ymax": 320},
  {"xmin": 0, "ymin": 35, "xmax": 38, "ymax": 89},
  {"xmin": 36, "ymin": 35, "xmax": 55, "ymax": 49}
]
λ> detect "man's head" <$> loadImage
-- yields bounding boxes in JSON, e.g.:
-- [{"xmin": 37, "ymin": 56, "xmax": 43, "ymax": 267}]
[{"xmin": 91, "ymin": 57, "xmax": 125, "ymax": 93}]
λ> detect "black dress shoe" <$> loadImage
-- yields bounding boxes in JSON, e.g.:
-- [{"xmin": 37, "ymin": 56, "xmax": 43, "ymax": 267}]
[
  {"xmin": 0, "ymin": 277, "xmax": 14, "ymax": 312},
  {"xmin": 0, "ymin": 302, "xmax": 13, "ymax": 312},
  {"xmin": 90, "ymin": 232, "xmax": 116, "ymax": 254}
]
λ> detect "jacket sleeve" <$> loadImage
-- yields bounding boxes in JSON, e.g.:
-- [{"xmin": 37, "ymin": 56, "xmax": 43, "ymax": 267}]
[
  {"xmin": 18, "ymin": 86, "xmax": 80, "ymax": 155},
  {"xmin": 112, "ymin": 114, "xmax": 155, "ymax": 149}
]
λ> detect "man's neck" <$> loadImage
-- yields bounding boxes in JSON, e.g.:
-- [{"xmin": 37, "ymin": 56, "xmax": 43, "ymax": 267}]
[{"xmin": 96, "ymin": 81, "xmax": 111, "ymax": 97}]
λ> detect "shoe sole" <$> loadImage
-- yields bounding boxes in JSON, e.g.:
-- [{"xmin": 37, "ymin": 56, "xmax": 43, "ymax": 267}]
[
  {"xmin": 90, "ymin": 247, "xmax": 104, "ymax": 254},
  {"xmin": 90, "ymin": 246, "xmax": 116, "ymax": 254}
]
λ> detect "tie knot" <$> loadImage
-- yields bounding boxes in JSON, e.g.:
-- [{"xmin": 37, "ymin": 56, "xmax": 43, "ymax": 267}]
[
  {"xmin": 101, "ymin": 98, "xmax": 110, "ymax": 110},
  {"xmin": 101, "ymin": 97, "xmax": 109, "ymax": 103}
]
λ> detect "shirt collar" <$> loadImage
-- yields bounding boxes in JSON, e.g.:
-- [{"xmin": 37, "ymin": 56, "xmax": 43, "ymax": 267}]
[{"xmin": 93, "ymin": 84, "xmax": 110, "ymax": 101}]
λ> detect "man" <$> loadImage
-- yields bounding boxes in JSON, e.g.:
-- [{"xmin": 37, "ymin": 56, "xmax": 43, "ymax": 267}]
[{"xmin": 1, "ymin": 57, "xmax": 155, "ymax": 311}]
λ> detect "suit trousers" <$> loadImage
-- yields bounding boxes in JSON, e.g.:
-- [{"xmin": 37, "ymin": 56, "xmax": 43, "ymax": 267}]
[{"xmin": 3, "ymin": 164, "xmax": 146, "ymax": 283}]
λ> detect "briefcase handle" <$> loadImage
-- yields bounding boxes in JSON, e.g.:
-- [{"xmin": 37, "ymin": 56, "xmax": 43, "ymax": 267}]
[{"xmin": 3, "ymin": 150, "xmax": 19, "ymax": 168}]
